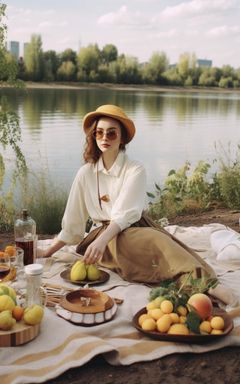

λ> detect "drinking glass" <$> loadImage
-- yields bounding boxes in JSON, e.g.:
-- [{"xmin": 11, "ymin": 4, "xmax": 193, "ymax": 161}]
[{"xmin": 0, "ymin": 253, "xmax": 11, "ymax": 282}]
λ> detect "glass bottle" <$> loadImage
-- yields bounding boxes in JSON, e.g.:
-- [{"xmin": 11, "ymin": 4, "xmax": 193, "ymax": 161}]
[
  {"xmin": 14, "ymin": 209, "xmax": 36, "ymax": 265},
  {"xmin": 25, "ymin": 264, "xmax": 44, "ymax": 307}
]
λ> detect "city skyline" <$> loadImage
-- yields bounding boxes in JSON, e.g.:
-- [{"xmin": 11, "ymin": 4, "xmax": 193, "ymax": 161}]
[{"xmin": 5, "ymin": 0, "xmax": 240, "ymax": 68}]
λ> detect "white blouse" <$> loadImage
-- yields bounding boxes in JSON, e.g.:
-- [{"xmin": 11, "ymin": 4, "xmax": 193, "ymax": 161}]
[{"xmin": 58, "ymin": 151, "xmax": 147, "ymax": 244}]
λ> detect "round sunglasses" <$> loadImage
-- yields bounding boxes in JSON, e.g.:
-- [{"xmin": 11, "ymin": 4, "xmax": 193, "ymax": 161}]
[{"xmin": 93, "ymin": 129, "xmax": 119, "ymax": 141}]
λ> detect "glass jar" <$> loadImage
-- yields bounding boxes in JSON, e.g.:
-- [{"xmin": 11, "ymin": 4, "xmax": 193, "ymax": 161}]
[
  {"xmin": 24, "ymin": 264, "xmax": 44, "ymax": 307},
  {"xmin": 14, "ymin": 209, "xmax": 37, "ymax": 265}
]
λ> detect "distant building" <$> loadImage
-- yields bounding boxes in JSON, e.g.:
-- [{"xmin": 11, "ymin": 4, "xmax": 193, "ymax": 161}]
[
  {"xmin": 196, "ymin": 59, "xmax": 212, "ymax": 68},
  {"xmin": 169, "ymin": 59, "xmax": 212, "ymax": 69},
  {"xmin": 8, "ymin": 41, "xmax": 20, "ymax": 60}
]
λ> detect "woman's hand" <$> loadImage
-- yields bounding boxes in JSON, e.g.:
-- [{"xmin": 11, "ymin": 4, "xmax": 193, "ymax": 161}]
[
  {"xmin": 83, "ymin": 237, "xmax": 107, "ymax": 264},
  {"xmin": 83, "ymin": 221, "xmax": 121, "ymax": 264}
]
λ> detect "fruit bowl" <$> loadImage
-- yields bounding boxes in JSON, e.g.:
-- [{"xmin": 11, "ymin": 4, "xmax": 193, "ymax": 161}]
[
  {"xmin": 56, "ymin": 288, "xmax": 118, "ymax": 325},
  {"xmin": 133, "ymin": 307, "xmax": 234, "ymax": 344},
  {"xmin": 60, "ymin": 268, "xmax": 110, "ymax": 286}
]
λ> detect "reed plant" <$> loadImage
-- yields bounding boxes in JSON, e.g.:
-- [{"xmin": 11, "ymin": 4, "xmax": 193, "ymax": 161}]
[{"xmin": 17, "ymin": 171, "xmax": 68, "ymax": 235}]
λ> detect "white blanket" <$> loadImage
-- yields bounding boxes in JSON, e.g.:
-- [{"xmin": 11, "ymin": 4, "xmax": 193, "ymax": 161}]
[{"xmin": 1, "ymin": 223, "xmax": 240, "ymax": 384}]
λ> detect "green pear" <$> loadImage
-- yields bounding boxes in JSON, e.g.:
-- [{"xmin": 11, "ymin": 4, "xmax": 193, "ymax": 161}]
[
  {"xmin": 0, "ymin": 310, "xmax": 16, "ymax": 330},
  {"xmin": 70, "ymin": 260, "xmax": 87, "ymax": 281},
  {"xmin": 87, "ymin": 264, "xmax": 101, "ymax": 281}
]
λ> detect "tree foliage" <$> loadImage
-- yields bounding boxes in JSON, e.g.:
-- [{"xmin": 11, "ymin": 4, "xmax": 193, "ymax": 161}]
[
  {"xmin": 24, "ymin": 34, "xmax": 44, "ymax": 81},
  {"xmin": 0, "ymin": 4, "xmax": 26, "ymax": 190}
]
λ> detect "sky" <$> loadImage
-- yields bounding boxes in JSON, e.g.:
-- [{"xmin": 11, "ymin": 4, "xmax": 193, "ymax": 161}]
[{"xmin": 4, "ymin": 0, "xmax": 240, "ymax": 68}]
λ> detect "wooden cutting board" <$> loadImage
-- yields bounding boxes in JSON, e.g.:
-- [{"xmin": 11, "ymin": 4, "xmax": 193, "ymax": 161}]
[{"xmin": 0, "ymin": 321, "xmax": 40, "ymax": 347}]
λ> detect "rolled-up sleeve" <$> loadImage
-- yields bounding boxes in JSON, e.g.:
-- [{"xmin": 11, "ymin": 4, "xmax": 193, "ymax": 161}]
[
  {"xmin": 111, "ymin": 163, "xmax": 147, "ymax": 230},
  {"xmin": 57, "ymin": 169, "xmax": 89, "ymax": 245}
]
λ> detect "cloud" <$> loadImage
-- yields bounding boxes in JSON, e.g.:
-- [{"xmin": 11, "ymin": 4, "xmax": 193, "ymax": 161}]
[
  {"xmin": 98, "ymin": 5, "xmax": 149, "ymax": 27},
  {"xmin": 38, "ymin": 21, "xmax": 67, "ymax": 28},
  {"xmin": 161, "ymin": 0, "xmax": 235, "ymax": 19},
  {"xmin": 207, "ymin": 25, "xmax": 240, "ymax": 37}
]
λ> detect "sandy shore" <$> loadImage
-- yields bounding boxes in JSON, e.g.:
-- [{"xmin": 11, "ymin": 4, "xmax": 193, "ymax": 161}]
[{"xmin": 23, "ymin": 81, "xmax": 240, "ymax": 93}]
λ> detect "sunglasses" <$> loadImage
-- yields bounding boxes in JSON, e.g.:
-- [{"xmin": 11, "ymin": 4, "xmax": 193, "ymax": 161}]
[{"xmin": 93, "ymin": 129, "xmax": 119, "ymax": 141}]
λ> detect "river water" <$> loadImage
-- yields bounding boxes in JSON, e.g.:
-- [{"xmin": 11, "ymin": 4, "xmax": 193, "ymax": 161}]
[{"xmin": 1, "ymin": 86, "xmax": 240, "ymax": 193}]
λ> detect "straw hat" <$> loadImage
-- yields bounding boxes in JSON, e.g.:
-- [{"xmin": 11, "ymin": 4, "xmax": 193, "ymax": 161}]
[{"xmin": 83, "ymin": 104, "xmax": 135, "ymax": 143}]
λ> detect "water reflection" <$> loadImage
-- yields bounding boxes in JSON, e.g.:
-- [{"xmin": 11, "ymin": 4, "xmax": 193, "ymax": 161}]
[{"xmin": 1, "ymin": 87, "xmax": 240, "ymax": 190}]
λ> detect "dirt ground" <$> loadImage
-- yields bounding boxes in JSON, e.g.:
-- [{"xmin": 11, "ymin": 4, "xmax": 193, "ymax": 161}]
[{"xmin": 1, "ymin": 208, "xmax": 240, "ymax": 384}]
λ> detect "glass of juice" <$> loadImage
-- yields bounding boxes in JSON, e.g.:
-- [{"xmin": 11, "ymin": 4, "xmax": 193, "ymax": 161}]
[{"xmin": 0, "ymin": 252, "xmax": 11, "ymax": 282}]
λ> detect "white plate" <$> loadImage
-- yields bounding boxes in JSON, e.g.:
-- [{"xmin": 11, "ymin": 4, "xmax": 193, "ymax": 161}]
[{"xmin": 56, "ymin": 301, "xmax": 118, "ymax": 326}]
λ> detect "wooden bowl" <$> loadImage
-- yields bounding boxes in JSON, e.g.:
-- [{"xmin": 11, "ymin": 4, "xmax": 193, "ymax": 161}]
[
  {"xmin": 60, "ymin": 288, "xmax": 114, "ymax": 314},
  {"xmin": 0, "ymin": 321, "xmax": 40, "ymax": 347}
]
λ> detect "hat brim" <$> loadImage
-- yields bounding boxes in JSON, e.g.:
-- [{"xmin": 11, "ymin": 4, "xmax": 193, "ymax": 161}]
[{"xmin": 83, "ymin": 111, "xmax": 135, "ymax": 143}]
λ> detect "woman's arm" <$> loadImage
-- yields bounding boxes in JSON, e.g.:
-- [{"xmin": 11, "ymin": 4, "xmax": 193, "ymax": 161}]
[
  {"xmin": 83, "ymin": 221, "xmax": 121, "ymax": 264},
  {"xmin": 37, "ymin": 239, "xmax": 66, "ymax": 258}
]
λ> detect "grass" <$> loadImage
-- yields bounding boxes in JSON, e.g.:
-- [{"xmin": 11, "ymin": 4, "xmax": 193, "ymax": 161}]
[{"xmin": 1, "ymin": 144, "xmax": 240, "ymax": 234}]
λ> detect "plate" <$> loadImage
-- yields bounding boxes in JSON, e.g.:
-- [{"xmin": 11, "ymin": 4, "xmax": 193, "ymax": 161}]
[
  {"xmin": 56, "ymin": 288, "xmax": 118, "ymax": 325},
  {"xmin": 61, "ymin": 288, "xmax": 114, "ymax": 314},
  {"xmin": 133, "ymin": 307, "xmax": 234, "ymax": 344},
  {"xmin": 60, "ymin": 268, "xmax": 110, "ymax": 286}
]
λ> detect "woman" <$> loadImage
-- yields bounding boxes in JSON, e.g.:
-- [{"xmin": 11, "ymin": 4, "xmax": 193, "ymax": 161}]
[{"xmin": 39, "ymin": 104, "xmax": 215, "ymax": 283}]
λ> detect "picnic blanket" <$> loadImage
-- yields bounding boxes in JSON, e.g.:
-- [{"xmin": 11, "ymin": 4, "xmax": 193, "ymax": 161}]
[{"xmin": 1, "ymin": 223, "xmax": 240, "ymax": 384}]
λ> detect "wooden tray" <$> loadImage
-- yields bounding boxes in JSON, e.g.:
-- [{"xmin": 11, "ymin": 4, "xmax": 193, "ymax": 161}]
[
  {"xmin": 61, "ymin": 288, "xmax": 114, "ymax": 314},
  {"xmin": 60, "ymin": 268, "xmax": 110, "ymax": 286},
  {"xmin": 0, "ymin": 321, "xmax": 40, "ymax": 347},
  {"xmin": 133, "ymin": 307, "xmax": 234, "ymax": 344}
]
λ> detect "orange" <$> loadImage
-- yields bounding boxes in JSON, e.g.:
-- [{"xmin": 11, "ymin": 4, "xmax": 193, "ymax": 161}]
[
  {"xmin": 4, "ymin": 245, "xmax": 16, "ymax": 256},
  {"xmin": 12, "ymin": 306, "xmax": 24, "ymax": 321}
]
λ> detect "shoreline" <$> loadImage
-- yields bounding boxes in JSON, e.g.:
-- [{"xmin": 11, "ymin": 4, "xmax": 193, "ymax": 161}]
[{"xmin": 4, "ymin": 81, "xmax": 240, "ymax": 93}]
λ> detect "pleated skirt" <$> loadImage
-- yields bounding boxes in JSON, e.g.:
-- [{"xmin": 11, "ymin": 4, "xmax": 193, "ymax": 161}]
[{"xmin": 76, "ymin": 213, "xmax": 216, "ymax": 284}]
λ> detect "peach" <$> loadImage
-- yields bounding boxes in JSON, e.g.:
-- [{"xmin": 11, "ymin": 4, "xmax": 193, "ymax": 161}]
[{"xmin": 187, "ymin": 293, "xmax": 213, "ymax": 320}]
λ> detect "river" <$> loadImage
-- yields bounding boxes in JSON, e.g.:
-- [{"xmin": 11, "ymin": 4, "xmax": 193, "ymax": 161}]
[{"xmin": 1, "ymin": 85, "xmax": 240, "ymax": 193}]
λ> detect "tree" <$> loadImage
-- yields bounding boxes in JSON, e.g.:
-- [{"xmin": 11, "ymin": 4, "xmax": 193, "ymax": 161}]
[
  {"xmin": 43, "ymin": 50, "xmax": 58, "ymax": 81},
  {"xmin": 0, "ymin": 3, "xmax": 26, "ymax": 173},
  {"xmin": 101, "ymin": 44, "xmax": 118, "ymax": 64},
  {"xmin": 142, "ymin": 51, "xmax": 169, "ymax": 84},
  {"xmin": 77, "ymin": 44, "xmax": 100, "ymax": 79},
  {"xmin": 57, "ymin": 60, "xmax": 76, "ymax": 81},
  {"xmin": 59, "ymin": 48, "xmax": 77, "ymax": 65},
  {"xmin": 177, "ymin": 52, "xmax": 197, "ymax": 85},
  {"xmin": 24, "ymin": 34, "xmax": 44, "ymax": 81},
  {"xmin": 0, "ymin": 4, "xmax": 27, "ymax": 230}
]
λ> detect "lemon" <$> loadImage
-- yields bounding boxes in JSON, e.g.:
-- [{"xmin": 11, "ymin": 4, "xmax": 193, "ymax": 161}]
[
  {"xmin": 156, "ymin": 314, "xmax": 172, "ymax": 333},
  {"xmin": 149, "ymin": 308, "xmax": 164, "ymax": 320},
  {"xmin": 177, "ymin": 305, "xmax": 188, "ymax": 316},
  {"xmin": 169, "ymin": 312, "xmax": 179, "ymax": 324},
  {"xmin": 211, "ymin": 329, "xmax": 223, "ymax": 335},
  {"xmin": 138, "ymin": 313, "xmax": 151, "ymax": 327},
  {"xmin": 154, "ymin": 296, "xmax": 165, "ymax": 308},
  {"xmin": 146, "ymin": 301, "xmax": 158, "ymax": 311},
  {"xmin": 179, "ymin": 315, "xmax": 187, "ymax": 324},
  {"xmin": 0, "ymin": 294, "xmax": 16, "ymax": 312},
  {"xmin": 141, "ymin": 318, "xmax": 156, "ymax": 331},
  {"xmin": 210, "ymin": 316, "xmax": 225, "ymax": 330},
  {"xmin": 160, "ymin": 300, "xmax": 174, "ymax": 314},
  {"xmin": 168, "ymin": 323, "xmax": 189, "ymax": 335},
  {"xmin": 199, "ymin": 320, "xmax": 212, "ymax": 334}
]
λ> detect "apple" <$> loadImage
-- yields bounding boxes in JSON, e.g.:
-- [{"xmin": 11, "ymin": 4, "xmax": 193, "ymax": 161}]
[{"xmin": 187, "ymin": 293, "xmax": 213, "ymax": 320}]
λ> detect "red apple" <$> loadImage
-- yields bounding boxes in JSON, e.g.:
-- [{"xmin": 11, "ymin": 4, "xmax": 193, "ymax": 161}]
[{"xmin": 187, "ymin": 293, "xmax": 213, "ymax": 320}]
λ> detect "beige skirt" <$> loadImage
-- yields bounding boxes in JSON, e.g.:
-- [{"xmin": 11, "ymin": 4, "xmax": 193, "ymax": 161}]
[{"xmin": 76, "ymin": 213, "xmax": 216, "ymax": 284}]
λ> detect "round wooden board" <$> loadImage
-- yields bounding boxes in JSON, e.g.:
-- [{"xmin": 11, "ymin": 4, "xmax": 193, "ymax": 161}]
[{"xmin": 0, "ymin": 320, "xmax": 40, "ymax": 347}]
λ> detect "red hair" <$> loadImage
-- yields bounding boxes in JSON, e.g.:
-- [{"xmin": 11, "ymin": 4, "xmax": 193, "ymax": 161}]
[{"xmin": 83, "ymin": 118, "xmax": 128, "ymax": 164}]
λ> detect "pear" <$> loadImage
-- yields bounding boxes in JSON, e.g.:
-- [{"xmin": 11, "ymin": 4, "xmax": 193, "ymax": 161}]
[
  {"xmin": 87, "ymin": 264, "xmax": 101, "ymax": 281},
  {"xmin": 70, "ymin": 260, "xmax": 87, "ymax": 281},
  {"xmin": 24, "ymin": 305, "xmax": 44, "ymax": 325},
  {"xmin": 0, "ymin": 310, "xmax": 16, "ymax": 330}
]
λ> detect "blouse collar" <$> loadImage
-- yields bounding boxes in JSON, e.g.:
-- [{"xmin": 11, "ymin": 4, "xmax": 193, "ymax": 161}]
[{"xmin": 95, "ymin": 151, "xmax": 126, "ymax": 177}]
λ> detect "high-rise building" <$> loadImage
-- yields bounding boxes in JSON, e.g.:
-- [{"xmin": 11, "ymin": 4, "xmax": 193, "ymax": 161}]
[{"xmin": 9, "ymin": 41, "xmax": 20, "ymax": 60}]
